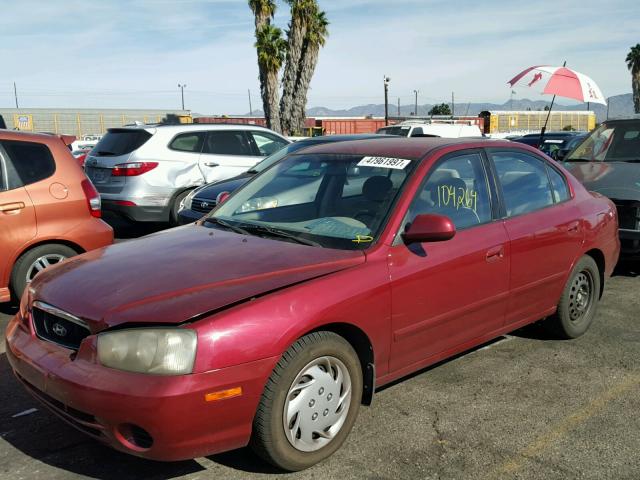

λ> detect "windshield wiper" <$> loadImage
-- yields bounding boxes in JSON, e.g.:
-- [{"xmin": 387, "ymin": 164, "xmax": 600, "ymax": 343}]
[
  {"xmin": 246, "ymin": 169, "xmax": 260, "ymax": 174},
  {"xmin": 240, "ymin": 223, "xmax": 322, "ymax": 247},
  {"xmin": 96, "ymin": 150, "xmax": 117, "ymax": 156},
  {"xmin": 203, "ymin": 217, "xmax": 250, "ymax": 235},
  {"xmin": 563, "ymin": 157, "xmax": 591, "ymax": 162}
]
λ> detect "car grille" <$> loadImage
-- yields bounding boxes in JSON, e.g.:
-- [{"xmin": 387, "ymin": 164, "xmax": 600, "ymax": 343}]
[
  {"xmin": 31, "ymin": 302, "xmax": 91, "ymax": 351},
  {"xmin": 614, "ymin": 201, "xmax": 640, "ymax": 230},
  {"xmin": 191, "ymin": 197, "xmax": 217, "ymax": 214}
]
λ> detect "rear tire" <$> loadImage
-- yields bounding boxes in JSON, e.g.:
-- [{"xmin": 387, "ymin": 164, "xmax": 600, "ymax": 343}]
[
  {"xmin": 250, "ymin": 331, "xmax": 363, "ymax": 471},
  {"xmin": 544, "ymin": 255, "xmax": 600, "ymax": 339},
  {"xmin": 10, "ymin": 244, "xmax": 77, "ymax": 300}
]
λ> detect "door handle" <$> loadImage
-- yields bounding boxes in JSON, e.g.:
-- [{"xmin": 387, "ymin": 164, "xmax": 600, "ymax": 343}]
[
  {"xmin": 0, "ymin": 202, "xmax": 25, "ymax": 213},
  {"xmin": 203, "ymin": 162, "xmax": 219, "ymax": 167},
  {"xmin": 486, "ymin": 245, "xmax": 505, "ymax": 262}
]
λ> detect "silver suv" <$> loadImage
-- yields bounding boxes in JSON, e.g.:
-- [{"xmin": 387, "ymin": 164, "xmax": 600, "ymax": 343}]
[{"xmin": 84, "ymin": 124, "xmax": 290, "ymax": 224}]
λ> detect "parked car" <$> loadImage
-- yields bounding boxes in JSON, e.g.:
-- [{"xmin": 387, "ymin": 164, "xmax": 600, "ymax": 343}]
[
  {"xmin": 0, "ymin": 130, "xmax": 113, "ymax": 303},
  {"xmin": 511, "ymin": 131, "xmax": 581, "ymax": 157},
  {"xmin": 562, "ymin": 118, "xmax": 640, "ymax": 257},
  {"xmin": 376, "ymin": 121, "xmax": 483, "ymax": 138},
  {"xmin": 71, "ymin": 147, "xmax": 92, "ymax": 168},
  {"xmin": 6, "ymin": 138, "xmax": 619, "ymax": 471},
  {"xmin": 83, "ymin": 124, "xmax": 290, "ymax": 225},
  {"xmin": 551, "ymin": 133, "xmax": 589, "ymax": 160},
  {"xmin": 177, "ymin": 133, "xmax": 393, "ymax": 224}
]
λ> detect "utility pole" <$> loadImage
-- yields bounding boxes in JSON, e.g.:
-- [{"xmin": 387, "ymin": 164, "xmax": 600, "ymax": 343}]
[
  {"xmin": 397, "ymin": 97, "xmax": 400, "ymax": 116},
  {"xmin": 178, "ymin": 83, "xmax": 186, "ymax": 110},
  {"xmin": 383, "ymin": 76, "xmax": 390, "ymax": 125},
  {"xmin": 413, "ymin": 90, "xmax": 419, "ymax": 117},
  {"xmin": 13, "ymin": 82, "xmax": 19, "ymax": 109},
  {"xmin": 451, "ymin": 91, "xmax": 455, "ymax": 117},
  {"xmin": 586, "ymin": 101, "xmax": 590, "ymax": 111},
  {"xmin": 248, "ymin": 89, "xmax": 253, "ymax": 116}
]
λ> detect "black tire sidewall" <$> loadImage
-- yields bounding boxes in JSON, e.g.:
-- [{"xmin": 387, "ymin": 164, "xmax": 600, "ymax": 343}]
[
  {"xmin": 10, "ymin": 244, "xmax": 77, "ymax": 300},
  {"xmin": 170, "ymin": 189, "xmax": 192, "ymax": 226},
  {"xmin": 252, "ymin": 332, "xmax": 363, "ymax": 471},
  {"xmin": 556, "ymin": 256, "xmax": 601, "ymax": 338}
]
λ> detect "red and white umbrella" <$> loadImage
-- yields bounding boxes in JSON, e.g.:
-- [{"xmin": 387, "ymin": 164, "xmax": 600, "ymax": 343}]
[{"xmin": 508, "ymin": 65, "xmax": 607, "ymax": 105}]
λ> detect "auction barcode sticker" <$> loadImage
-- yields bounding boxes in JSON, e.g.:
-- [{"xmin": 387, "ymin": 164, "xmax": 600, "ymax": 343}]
[{"xmin": 357, "ymin": 156, "xmax": 411, "ymax": 170}]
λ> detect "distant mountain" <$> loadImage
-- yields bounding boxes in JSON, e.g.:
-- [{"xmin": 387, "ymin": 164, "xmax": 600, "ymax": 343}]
[{"xmin": 246, "ymin": 93, "xmax": 634, "ymax": 122}]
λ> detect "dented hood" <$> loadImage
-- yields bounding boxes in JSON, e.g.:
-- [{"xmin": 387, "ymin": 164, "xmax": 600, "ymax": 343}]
[{"xmin": 31, "ymin": 225, "xmax": 364, "ymax": 332}]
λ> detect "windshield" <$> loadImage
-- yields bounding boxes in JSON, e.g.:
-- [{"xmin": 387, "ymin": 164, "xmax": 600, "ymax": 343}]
[
  {"xmin": 376, "ymin": 126, "xmax": 411, "ymax": 137},
  {"xmin": 210, "ymin": 153, "xmax": 416, "ymax": 249},
  {"xmin": 567, "ymin": 121, "xmax": 640, "ymax": 162}
]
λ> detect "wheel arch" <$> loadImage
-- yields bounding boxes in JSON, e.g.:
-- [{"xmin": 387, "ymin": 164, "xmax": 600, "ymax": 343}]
[
  {"xmin": 584, "ymin": 248, "xmax": 605, "ymax": 298},
  {"xmin": 304, "ymin": 322, "xmax": 376, "ymax": 406}
]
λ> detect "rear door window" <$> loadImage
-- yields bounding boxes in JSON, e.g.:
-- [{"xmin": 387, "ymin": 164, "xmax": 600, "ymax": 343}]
[
  {"xmin": 547, "ymin": 165, "xmax": 570, "ymax": 202},
  {"xmin": 490, "ymin": 151, "xmax": 554, "ymax": 216},
  {"xmin": 93, "ymin": 129, "xmax": 152, "ymax": 157},
  {"xmin": 407, "ymin": 151, "xmax": 493, "ymax": 230},
  {"xmin": 169, "ymin": 132, "xmax": 205, "ymax": 153},
  {"xmin": 202, "ymin": 131, "xmax": 254, "ymax": 156},
  {"xmin": 248, "ymin": 131, "xmax": 289, "ymax": 156},
  {"xmin": 0, "ymin": 140, "xmax": 56, "ymax": 189}
]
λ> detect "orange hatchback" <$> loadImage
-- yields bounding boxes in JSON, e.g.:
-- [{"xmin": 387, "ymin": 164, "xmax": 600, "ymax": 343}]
[{"xmin": 0, "ymin": 130, "xmax": 113, "ymax": 302}]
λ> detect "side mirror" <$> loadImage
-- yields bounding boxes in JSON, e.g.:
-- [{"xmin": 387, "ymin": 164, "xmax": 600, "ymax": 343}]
[{"xmin": 402, "ymin": 214, "xmax": 456, "ymax": 244}]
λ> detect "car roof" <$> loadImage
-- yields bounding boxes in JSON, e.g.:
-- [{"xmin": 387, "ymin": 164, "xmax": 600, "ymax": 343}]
[
  {"xmin": 0, "ymin": 129, "xmax": 68, "ymax": 145},
  {"xmin": 294, "ymin": 137, "xmax": 509, "ymax": 160},
  {"xmin": 109, "ymin": 123, "xmax": 277, "ymax": 133}
]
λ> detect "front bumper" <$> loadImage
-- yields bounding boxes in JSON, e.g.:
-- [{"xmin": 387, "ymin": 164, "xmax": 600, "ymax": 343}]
[
  {"xmin": 5, "ymin": 315, "xmax": 278, "ymax": 461},
  {"xmin": 619, "ymin": 229, "xmax": 640, "ymax": 256}
]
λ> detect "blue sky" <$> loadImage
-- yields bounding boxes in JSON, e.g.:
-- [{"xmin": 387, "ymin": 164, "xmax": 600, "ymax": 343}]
[{"xmin": 1, "ymin": 0, "xmax": 638, "ymax": 113}]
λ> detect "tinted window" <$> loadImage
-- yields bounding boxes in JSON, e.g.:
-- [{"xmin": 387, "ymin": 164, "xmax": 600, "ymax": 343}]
[
  {"xmin": 547, "ymin": 165, "xmax": 570, "ymax": 202},
  {"xmin": 410, "ymin": 127, "xmax": 423, "ymax": 137},
  {"xmin": 169, "ymin": 132, "xmax": 205, "ymax": 153},
  {"xmin": 568, "ymin": 121, "xmax": 640, "ymax": 161},
  {"xmin": 0, "ymin": 140, "xmax": 56, "ymax": 189},
  {"xmin": 492, "ymin": 151, "xmax": 553, "ymax": 216},
  {"xmin": 93, "ymin": 129, "xmax": 152, "ymax": 157},
  {"xmin": 376, "ymin": 126, "xmax": 411, "ymax": 136},
  {"xmin": 250, "ymin": 131, "xmax": 289, "ymax": 156},
  {"xmin": 203, "ymin": 131, "xmax": 253, "ymax": 155},
  {"xmin": 407, "ymin": 152, "xmax": 492, "ymax": 230}
]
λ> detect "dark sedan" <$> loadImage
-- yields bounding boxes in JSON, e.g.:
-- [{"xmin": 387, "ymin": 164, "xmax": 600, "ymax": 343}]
[
  {"xmin": 177, "ymin": 134, "xmax": 391, "ymax": 224},
  {"xmin": 511, "ymin": 131, "xmax": 581, "ymax": 157}
]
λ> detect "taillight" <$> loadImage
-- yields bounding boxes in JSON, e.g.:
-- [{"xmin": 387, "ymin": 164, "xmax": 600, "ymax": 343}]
[
  {"xmin": 81, "ymin": 179, "xmax": 102, "ymax": 218},
  {"xmin": 111, "ymin": 162, "xmax": 158, "ymax": 176}
]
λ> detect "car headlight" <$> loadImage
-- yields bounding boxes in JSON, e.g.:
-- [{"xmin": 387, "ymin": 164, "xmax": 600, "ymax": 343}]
[
  {"xmin": 97, "ymin": 328, "xmax": 197, "ymax": 375},
  {"xmin": 238, "ymin": 196, "xmax": 278, "ymax": 213}
]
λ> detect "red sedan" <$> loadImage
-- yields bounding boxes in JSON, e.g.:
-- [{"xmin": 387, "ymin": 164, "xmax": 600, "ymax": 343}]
[{"xmin": 5, "ymin": 138, "xmax": 619, "ymax": 471}]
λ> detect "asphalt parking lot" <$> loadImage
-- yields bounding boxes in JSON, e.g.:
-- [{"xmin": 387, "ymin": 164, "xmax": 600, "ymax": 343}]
[{"xmin": 0, "ymin": 219, "xmax": 638, "ymax": 479}]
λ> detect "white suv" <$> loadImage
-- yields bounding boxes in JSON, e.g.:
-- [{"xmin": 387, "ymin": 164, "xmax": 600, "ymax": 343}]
[{"xmin": 84, "ymin": 124, "xmax": 290, "ymax": 224}]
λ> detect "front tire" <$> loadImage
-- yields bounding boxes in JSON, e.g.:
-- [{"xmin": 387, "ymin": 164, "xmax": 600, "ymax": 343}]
[
  {"xmin": 169, "ymin": 189, "xmax": 192, "ymax": 226},
  {"xmin": 251, "ymin": 332, "xmax": 363, "ymax": 471},
  {"xmin": 545, "ymin": 255, "xmax": 601, "ymax": 339}
]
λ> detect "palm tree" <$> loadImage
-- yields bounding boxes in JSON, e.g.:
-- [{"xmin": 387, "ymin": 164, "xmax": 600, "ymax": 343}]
[
  {"xmin": 248, "ymin": 0, "xmax": 276, "ymax": 30},
  {"xmin": 627, "ymin": 44, "xmax": 640, "ymax": 113},
  {"xmin": 289, "ymin": 10, "xmax": 329, "ymax": 134},
  {"xmin": 255, "ymin": 24, "xmax": 287, "ymax": 132},
  {"xmin": 279, "ymin": 0, "xmax": 318, "ymax": 135}
]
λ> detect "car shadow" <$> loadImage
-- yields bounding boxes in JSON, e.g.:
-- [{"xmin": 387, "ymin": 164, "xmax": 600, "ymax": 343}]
[
  {"xmin": 0, "ymin": 351, "xmax": 276, "ymax": 478},
  {"xmin": 102, "ymin": 212, "xmax": 168, "ymax": 240}
]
